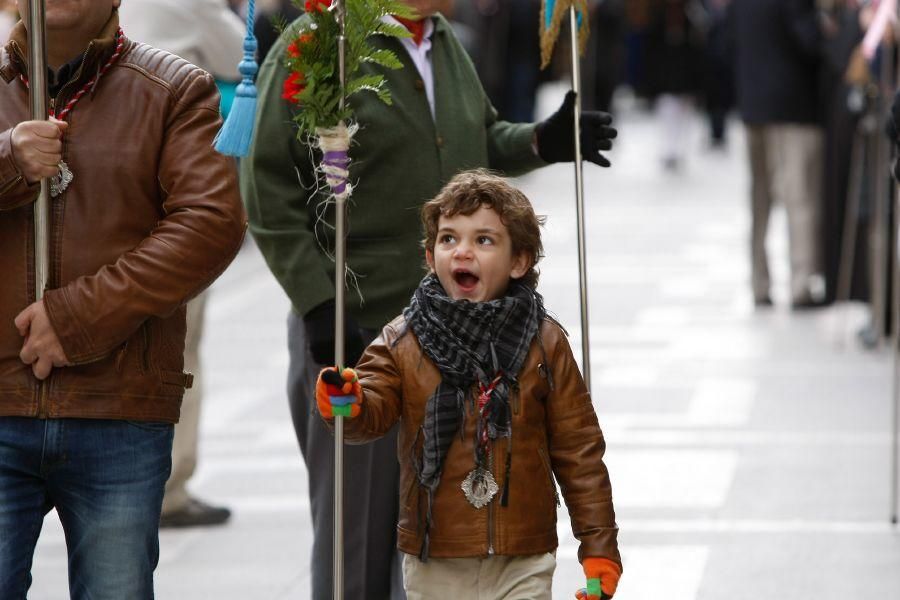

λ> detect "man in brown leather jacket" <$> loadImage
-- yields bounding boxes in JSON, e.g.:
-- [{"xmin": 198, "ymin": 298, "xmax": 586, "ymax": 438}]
[
  {"xmin": 316, "ymin": 171, "xmax": 622, "ymax": 599},
  {"xmin": 0, "ymin": 1, "xmax": 246, "ymax": 598}
]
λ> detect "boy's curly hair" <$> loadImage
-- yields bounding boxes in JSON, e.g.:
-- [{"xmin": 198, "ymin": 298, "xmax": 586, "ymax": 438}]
[{"xmin": 421, "ymin": 169, "xmax": 545, "ymax": 289}]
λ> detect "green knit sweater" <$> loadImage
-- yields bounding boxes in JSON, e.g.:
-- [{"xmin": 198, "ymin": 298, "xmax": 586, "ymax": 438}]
[{"xmin": 241, "ymin": 15, "xmax": 546, "ymax": 329}]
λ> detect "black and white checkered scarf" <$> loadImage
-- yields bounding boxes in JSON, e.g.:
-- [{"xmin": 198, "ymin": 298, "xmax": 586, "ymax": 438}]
[{"xmin": 403, "ymin": 273, "xmax": 545, "ymax": 496}]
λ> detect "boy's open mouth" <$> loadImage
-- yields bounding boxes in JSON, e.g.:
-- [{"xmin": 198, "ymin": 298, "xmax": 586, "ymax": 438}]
[{"xmin": 452, "ymin": 269, "xmax": 479, "ymax": 290}]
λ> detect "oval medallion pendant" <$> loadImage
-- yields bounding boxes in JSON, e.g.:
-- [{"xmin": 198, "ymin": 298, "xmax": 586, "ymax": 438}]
[
  {"xmin": 461, "ymin": 468, "xmax": 498, "ymax": 509},
  {"xmin": 50, "ymin": 160, "xmax": 73, "ymax": 198}
]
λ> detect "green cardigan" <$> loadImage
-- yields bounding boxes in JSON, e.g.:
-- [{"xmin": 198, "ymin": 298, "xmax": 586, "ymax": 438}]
[{"xmin": 241, "ymin": 15, "xmax": 546, "ymax": 329}]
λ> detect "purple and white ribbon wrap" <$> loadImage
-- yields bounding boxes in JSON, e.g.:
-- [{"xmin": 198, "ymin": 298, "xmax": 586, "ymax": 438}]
[
  {"xmin": 316, "ymin": 122, "xmax": 354, "ymax": 200},
  {"xmin": 322, "ymin": 150, "xmax": 350, "ymax": 196}
]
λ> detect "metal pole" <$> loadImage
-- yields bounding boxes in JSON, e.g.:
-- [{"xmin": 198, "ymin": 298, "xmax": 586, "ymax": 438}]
[
  {"xmin": 569, "ymin": 6, "xmax": 591, "ymax": 391},
  {"xmin": 891, "ymin": 0, "xmax": 900, "ymax": 526},
  {"xmin": 333, "ymin": 0, "xmax": 347, "ymax": 596},
  {"xmin": 891, "ymin": 176, "xmax": 899, "ymax": 526},
  {"xmin": 26, "ymin": 0, "xmax": 49, "ymax": 302},
  {"xmin": 836, "ymin": 124, "xmax": 866, "ymax": 347},
  {"xmin": 872, "ymin": 49, "xmax": 895, "ymax": 349}
]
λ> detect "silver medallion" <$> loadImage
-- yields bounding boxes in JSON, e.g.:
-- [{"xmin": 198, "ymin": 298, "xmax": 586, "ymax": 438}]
[
  {"xmin": 460, "ymin": 468, "xmax": 498, "ymax": 509},
  {"xmin": 50, "ymin": 160, "xmax": 73, "ymax": 198}
]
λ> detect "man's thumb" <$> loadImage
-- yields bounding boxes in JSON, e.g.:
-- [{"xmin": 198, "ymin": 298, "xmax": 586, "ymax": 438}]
[
  {"xmin": 51, "ymin": 117, "xmax": 69, "ymax": 135},
  {"xmin": 14, "ymin": 305, "xmax": 34, "ymax": 336}
]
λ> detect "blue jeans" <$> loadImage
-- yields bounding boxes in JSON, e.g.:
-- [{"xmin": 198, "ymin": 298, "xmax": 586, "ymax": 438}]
[{"xmin": 0, "ymin": 417, "xmax": 173, "ymax": 600}]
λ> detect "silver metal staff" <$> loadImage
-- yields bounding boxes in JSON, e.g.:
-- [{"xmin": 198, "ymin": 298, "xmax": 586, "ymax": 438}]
[
  {"xmin": 873, "ymin": 48, "xmax": 894, "ymax": 351},
  {"xmin": 892, "ymin": 167, "xmax": 899, "ymax": 527},
  {"xmin": 333, "ymin": 0, "xmax": 348, "ymax": 595},
  {"xmin": 568, "ymin": 6, "xmax": 591, "ymax": 390},
  {"xmin": 26, "ymin": 0, "xmax": 49, "ymax": 304},
  {"xmin": 891, "ymin": 0, "xmax": 900, "ymax": 526}
]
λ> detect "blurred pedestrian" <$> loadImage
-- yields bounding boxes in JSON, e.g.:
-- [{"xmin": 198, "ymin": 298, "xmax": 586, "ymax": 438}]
[
  {"xmin": 729, "ymin": 0, "xmax": 826, "ymax": 308},
  {"xmin": 702, "ymin": 0, "xmax": 732, "ymax": 147},
  {"xmin": 0, "ymin": 1, "xmax": 245, "ymax": 597},
  {"xmin": 820, "ymin": 0, "xmax": 869, "ymax": 304},
  {"xmin": 466, "ymin": 0, "xmax": 542, "ymax": 123},
  {"xmin": 584, "ymin": 0, "xmax": 626, "ymax": 113},
  {"xmin": 254, "ymin": 0, "xmax": 301, "ymax": 65},
  {"xmin": 118, "ymin": 0, "xmax": 246, "ymax": 529},
  {"xmin": 645, "ymin": 0, "xmax": 706, "ymax": 170}
]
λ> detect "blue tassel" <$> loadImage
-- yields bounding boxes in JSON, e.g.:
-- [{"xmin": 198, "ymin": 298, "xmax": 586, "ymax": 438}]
[{"xmin": 214, "ymin": 0, "xmax": 258, "ymax": 157}]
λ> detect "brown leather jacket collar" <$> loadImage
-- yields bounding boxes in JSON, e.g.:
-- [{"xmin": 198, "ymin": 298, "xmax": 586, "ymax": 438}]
[{"xmin": 1, "ymin": 10, "xmax": 121, "ymax": 86}]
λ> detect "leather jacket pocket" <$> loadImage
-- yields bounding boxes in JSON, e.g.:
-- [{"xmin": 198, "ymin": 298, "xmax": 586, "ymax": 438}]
[
  {"xmin": 538, "ymin": 445, "xmax": 561, "ymax": 507},
  {"xmin": 403, "ymin": 475, "xmax": 418, "ymax": 511}
]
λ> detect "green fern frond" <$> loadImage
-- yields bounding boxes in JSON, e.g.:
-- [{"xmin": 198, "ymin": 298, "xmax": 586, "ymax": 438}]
[
  {"xmin": 375, "ymin": 23, "xmax": 412, "ymax": 39},
  {"xmin": 363, "ymin": 48, "xmax": 404, "ymax": 70}
]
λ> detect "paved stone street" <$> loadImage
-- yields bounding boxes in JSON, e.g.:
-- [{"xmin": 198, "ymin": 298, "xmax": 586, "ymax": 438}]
[{"xmin": 27, "ymin": 89, "xmax": 900, "ymax": 599}]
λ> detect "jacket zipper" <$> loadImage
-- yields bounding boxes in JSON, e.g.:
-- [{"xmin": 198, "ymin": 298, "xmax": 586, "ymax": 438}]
[
  {"xmin": 50, "ymin": 46, "xmax": 91, "ymax": 115},
  {"xmin": 36, "ymin": 380, "xmax": 48, "ymax": 418},
  {"xmin": 487, "ymin": 445, "xmax": 495, "ymax": 555}
]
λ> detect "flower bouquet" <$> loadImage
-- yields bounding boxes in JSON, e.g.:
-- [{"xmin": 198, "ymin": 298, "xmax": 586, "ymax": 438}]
[{"xmin": 281, "ymin": 0, "xmax": 415, "ymax": 199}]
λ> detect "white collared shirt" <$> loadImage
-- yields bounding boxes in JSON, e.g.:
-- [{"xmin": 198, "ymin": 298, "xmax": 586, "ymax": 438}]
[{"xmin": 383, "ymin": 15, "xmax": 435, "ymax": 118}]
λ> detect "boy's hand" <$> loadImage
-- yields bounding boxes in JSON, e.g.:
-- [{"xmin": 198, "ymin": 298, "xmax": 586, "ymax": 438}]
[
  {"xmin": 574, "ymin": 557, "xmax": 621, "ymax": 600},
  {"xmin": 315, "ymin": 367, "xmax": 362, "ymax": 419}
]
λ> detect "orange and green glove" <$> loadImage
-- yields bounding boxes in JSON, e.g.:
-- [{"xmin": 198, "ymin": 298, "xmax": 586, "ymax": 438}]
[
  {"xmin": 315, "ymin": 367, "xmax": 362, "ymax": 418},
  {"xmin": 574, "ymin": 557, "xmax": 621, "ymax": 600}
]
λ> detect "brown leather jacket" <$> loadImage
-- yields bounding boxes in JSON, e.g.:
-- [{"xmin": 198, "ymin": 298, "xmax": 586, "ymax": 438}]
[
  {"xmin": 346, "ymin": 315, "xmax": 622, "ymax": 566},
  {"xmin": 0, "ymin": 14, "xmax": 246, "ymax": 423}
]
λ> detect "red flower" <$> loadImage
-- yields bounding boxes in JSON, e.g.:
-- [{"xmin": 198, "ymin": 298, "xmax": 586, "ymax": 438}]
[
  {"xmin": 287, "ymin": 33, "xmax": 314, "ymax": 59},
  {"xmin": 282, "ymin": 71, "xmax": 305, "ymax": 104},
  {"xmin": 304, "ymin": 0, "xmax": 331, "ymax": 13}
]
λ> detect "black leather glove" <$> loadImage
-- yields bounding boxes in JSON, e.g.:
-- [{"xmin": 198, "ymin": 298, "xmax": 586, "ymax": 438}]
[
  {"xmin": 535, "ymin": 91, "xmax": 617, "ymax": 167},
  {"xmin": 302, "ymin": 300, "xmax": 366, "ymax": 367}
]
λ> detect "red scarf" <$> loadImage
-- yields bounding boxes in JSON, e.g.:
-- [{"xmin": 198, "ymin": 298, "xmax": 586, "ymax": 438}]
[{"xmin": 394, "ymin": 16, "xmax": 426, "ymax": 46}]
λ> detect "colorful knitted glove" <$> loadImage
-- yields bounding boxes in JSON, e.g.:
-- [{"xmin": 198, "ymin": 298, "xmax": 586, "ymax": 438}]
[
  {"xmin": 315, "ymin": 367, "xmax": 362, "ymax": 419},
  {"xmin": 574, "ymin": 557, "xmax": 621, "ymax": 600}
]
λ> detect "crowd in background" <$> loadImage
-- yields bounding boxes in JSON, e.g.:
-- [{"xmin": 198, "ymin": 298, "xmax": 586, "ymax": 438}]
[{"xmin": 442, "ymin": 0, "xmax": 895, "ymax": 336}]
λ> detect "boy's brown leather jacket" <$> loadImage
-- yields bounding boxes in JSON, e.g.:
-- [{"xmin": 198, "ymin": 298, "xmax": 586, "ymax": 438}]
[
  {"xmin": 0, "ymin": 14, "xmax": 246, "ymax": 423},
  {"xmin": 347, "ymin": 315, "xmax": 622, "ymax": 566}
]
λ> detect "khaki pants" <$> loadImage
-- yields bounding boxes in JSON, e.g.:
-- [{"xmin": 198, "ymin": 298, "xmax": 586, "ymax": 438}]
[
  {"xmin": 161, "ymin": 293, "xmax": 206, "ymax": 514},
  {"xmin": 746, "ymin": 124, "xmax": 824, "ymax": 302},
  {"xmin": 402, "ymin": 552, "xmax": 556, "ymax": 600}
]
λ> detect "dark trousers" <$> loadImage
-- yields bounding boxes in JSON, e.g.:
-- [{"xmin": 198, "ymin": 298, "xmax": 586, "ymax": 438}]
[
  {"xmin": 0, "ymin": 416, "xmax": 173, "ymax": 600},
  {"xmin": 287, "ymin": 312, "xmax": 405, "ymax": 600}
]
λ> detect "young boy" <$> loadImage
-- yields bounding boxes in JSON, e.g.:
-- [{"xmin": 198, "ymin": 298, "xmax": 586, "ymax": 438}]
[{"xmin": 316, "ymin": 170, "xmax": 622, "ymax": 599}]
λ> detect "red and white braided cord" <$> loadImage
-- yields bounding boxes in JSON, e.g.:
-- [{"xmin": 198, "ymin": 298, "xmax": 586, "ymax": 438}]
[{"xmin": 19, "ymin": 28, "xmax": 125, "ymax": 121}]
